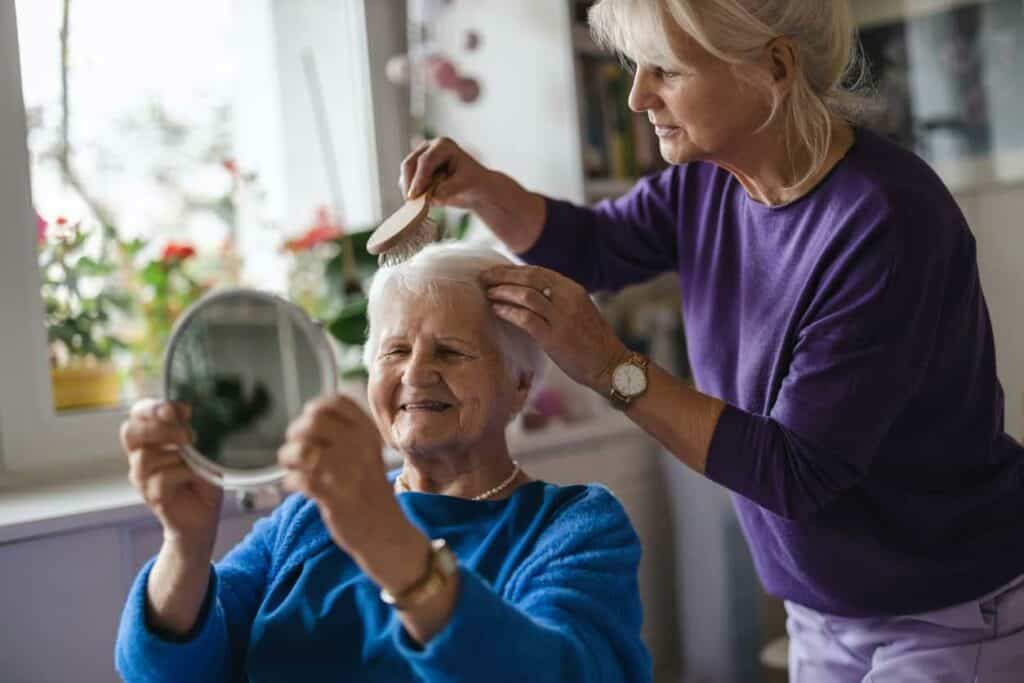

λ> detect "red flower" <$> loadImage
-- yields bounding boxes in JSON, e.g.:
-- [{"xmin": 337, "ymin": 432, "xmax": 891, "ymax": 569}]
[
  {"xmin": 222, "ymin": 159, "xmax": 239, "ymax": 176},
  {"xmin": 36, "ymin": 212, "xmax": 47, "ymax": 244},
  {"xmin": 283, "ymin": 207, "xmax": 344, "ymax": 252},
  {"xmin": 160, "ymin": 242, "xmax": 197, "ymax": 263}
]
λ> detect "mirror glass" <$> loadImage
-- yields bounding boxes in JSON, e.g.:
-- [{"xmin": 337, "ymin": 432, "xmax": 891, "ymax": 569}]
[{"xmin": 164, "ymin": 289, "xmax": 337, "ymax": 490}]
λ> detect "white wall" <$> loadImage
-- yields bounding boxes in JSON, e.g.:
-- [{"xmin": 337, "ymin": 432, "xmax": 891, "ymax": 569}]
[
  {"xmin": 956, "ymin": 184, "xmax": 1024, "ymax": 441},
  {"xmin": 419, "ymin": 0, "xmax": 585, "ymax": 205}
]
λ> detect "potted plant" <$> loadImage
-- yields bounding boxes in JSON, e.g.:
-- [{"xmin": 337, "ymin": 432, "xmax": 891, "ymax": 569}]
[
  {"xmin": 38, "ymin": 215, "xmax": 132, "ymax": 410},
  {"xmin": 119, "ymin": 239, "xmax": 209, "ymax": 397}
]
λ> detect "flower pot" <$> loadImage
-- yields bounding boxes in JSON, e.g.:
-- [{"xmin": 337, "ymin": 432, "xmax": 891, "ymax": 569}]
[{"xmin": 50, "ymin": 362, "xmax": 122, "ymax": 410}]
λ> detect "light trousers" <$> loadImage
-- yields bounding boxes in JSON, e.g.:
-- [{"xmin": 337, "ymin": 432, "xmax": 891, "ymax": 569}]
[{"xmin": 786, "ymin": 574, "xmax": 1024, "ymax": 682}]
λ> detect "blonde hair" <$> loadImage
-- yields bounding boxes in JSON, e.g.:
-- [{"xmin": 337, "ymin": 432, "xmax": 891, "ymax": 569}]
[
  {"xmin": 363, "ymin": 243, "xmax": 545, "ymax": 392},
  {"xmin": 589, "ymin": 0, "xmax": 871, "ymax": 189}
]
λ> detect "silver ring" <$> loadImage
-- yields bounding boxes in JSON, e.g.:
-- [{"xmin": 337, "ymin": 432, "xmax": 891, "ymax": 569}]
[{"xmin": 541, "ymin": 287, "xmax": 552, "ymax": 300}]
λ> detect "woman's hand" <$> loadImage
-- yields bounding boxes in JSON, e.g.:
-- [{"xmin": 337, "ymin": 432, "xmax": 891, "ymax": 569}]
[
  {"xmin": 401, "ymin": 137, "xmax": 546, "ymax": 253},
  {"xmin": 278, "ymin": 395, "xmax": 427, "ymax": 566},
  {"xmin": 481, "ymin": 265, "xmax": 632, "ymax": 395},
  {"xmin": 402, "ymin": 136, "xmax": 493, "ymax": 209},
  {"xmin": 120, "ymin": 398, "xmax": 223, "ymax": 555}
]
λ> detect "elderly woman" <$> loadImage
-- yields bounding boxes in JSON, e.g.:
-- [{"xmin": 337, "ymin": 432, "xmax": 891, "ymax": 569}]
[
  {"xmin": 114, "ymin": 244, "xmax": 651, "ymax": 682},
  {"xmin": 401, "ymin": 1, "xmax": 1024, "ymax": 680}
]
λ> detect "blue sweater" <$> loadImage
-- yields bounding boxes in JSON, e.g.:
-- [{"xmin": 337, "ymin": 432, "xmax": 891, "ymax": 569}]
[
  {"xmin": 115, "ymin": 480, "xmax": 651, "ymax": 682},
  {"xmin": 522, "ymin": 127, "xmax": 1024, "ymax": 617}
]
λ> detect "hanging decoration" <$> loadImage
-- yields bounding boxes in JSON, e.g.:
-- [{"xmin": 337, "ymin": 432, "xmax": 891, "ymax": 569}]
[{"xmin": 384, "ymin": 0, "xmax": 484, "ymax": 142}]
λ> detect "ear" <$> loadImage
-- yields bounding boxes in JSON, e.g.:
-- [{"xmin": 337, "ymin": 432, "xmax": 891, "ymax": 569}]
[{"xmin": 764, "ymin": 36, "xmax": 797, "ymax": 94}]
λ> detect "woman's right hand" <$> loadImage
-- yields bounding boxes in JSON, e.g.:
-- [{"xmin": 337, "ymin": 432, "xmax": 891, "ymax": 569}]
[
  {"xmin": 401, "ymin": 137, "xmax": 547, "ymax": 253},
  {"xmin": 120, "ymin": 398, "xmax": 223, "ymax": 556}
]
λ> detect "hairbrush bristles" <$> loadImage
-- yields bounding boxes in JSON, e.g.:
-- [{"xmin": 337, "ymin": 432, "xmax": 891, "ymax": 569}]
[{"xmin": 377, "ymin": 216, "xmax": 441, "ymax": 267}]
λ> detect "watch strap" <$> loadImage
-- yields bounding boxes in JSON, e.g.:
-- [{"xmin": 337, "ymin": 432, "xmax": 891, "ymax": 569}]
[{"xmin": 379, "ymin": 538, "xmax": 456, "ymax": 610}]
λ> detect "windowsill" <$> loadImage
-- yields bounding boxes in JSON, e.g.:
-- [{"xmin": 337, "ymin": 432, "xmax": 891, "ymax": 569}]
[
  {"xmin": 0, "ymin": 410, "xmax": 643, "ymax": 545},
  {"xmin": 0, "ymin": 463, "xmax": 147, "ymax": 544}
]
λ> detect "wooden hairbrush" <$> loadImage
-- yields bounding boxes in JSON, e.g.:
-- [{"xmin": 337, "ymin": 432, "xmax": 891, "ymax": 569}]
[{"xmin": 366, "ymin": 170, "xmax": 447, "ymax": 267}]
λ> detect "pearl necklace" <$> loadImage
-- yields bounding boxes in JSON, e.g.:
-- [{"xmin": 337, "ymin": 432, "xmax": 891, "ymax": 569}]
[{"xmin": 394, "ymin": 461, "xmax": 523, "ymax": 501}]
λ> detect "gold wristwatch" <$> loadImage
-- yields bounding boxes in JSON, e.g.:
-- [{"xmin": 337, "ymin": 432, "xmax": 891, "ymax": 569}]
[
  {"xmin": 379, "ymin": 538, "xmax": 457, "ymax": 610},
  {"xmin": 609, "ymin": 352, "xmax": 649, "ymax": 410}
]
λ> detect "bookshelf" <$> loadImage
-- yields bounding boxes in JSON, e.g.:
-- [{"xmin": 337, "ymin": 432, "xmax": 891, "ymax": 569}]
[{"xmin": 567, "ymin": 1, "xmax": 668, "ymax": 202}]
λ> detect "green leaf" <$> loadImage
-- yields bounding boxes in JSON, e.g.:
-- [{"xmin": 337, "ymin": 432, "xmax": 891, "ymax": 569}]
[
  {"xmin": 324, "ymin": 254, "xmax": 346, "ymax": 299},
  {"xmin": 120, "ymin": 237, "xmax": 147, "ymax": 256},
  {"xmin": 327, "ymin": 298, "xmax": 369, "ymax": 345},
  {"xmin": 347, "ymin": 229, "xmax": 379, "ymax": 270},
  {"xmin": 75, "ymin": 256, "xmax": 115, "ymax": 276},
  {"xmin": 340, "ymin": 366, "xmax": 369, "ymax": 381},
  {"xmin": 453, "ymin": 212, "xmax": 472, "ymax": 240},
  {"xmin": 98, "ymin": 290, "xmax": 134, "ymax": 313},
  {"xmin": 68, "ymin": 226, "xmax": 89, "ymax": 251},
  {"xmin": 141, "ymin": 261, "xmax": 168, "ymax": 287}
]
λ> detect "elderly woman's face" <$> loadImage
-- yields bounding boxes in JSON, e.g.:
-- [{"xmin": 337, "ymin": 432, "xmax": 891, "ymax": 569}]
[
  {"xmin": 626, "ymin": 21, "xmax": 772, "ymax": 165},
  {"xmin": 367, "ymin": 284, "xmax": 526, "ymax": 457}
]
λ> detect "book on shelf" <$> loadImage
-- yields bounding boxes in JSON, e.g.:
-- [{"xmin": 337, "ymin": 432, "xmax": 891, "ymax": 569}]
[{"xmin": 576, "ymin": 54, "xmax": 665, "ymax": 184}]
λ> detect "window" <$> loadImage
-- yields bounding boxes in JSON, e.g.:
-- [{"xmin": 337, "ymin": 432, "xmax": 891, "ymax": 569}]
[{"xmin": 0, "ymin": 0, "xmax": 407, "ymax": 478}]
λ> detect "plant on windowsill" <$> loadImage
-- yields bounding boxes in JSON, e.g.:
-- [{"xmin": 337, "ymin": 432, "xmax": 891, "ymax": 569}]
[
  {"xmin": 125, "ymin": 240, "xmax": 208, "ymax": 392},
  {"xmin": 38, "ymin": 215, "xmax": 132, "ymax": 410}
]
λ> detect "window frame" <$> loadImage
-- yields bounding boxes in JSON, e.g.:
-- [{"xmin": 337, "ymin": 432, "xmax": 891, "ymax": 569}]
[{"xmin": 0, "ymin": 0, "xmax": 407, "ymax": 481}]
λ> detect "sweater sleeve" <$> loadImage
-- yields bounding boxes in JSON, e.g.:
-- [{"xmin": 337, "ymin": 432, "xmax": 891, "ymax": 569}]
[
  {"xmin": 391, "ymin": 487, "xmax": 651, "ymax": 683},
  {"xmin": 114, "ymin": 498, "xmax": 293, "ymax": 682},
  {"xmin": 518, "ymin": 166, "xmax": 687, "ymax": 293},
  {"xmin": 705, "ymin": 211, "xmax": 950, "ymax": 519}
]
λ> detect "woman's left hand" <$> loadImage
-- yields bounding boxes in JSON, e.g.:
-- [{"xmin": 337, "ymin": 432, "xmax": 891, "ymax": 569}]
[
  {"xmin": 278, "ymin": 395, "xmax": 422, "ymax": 560},
  {"xmin": 480, "ymin": 265, "xmax": 630, "ymax": 394}
]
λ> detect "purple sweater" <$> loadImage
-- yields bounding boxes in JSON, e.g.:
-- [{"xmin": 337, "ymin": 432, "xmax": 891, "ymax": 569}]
[{"xmin": 522, "ymin": 128, "xmax": 1024, "ymax": 617}]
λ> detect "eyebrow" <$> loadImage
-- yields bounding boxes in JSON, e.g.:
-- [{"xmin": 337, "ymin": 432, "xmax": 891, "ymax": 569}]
[
  {"xmin": 379, "ymin": 335, "xmax": 476, "ymax": 347},
  {"xmin": 437, "ymin": 336, "xmax": 474, "ymax": 345}
]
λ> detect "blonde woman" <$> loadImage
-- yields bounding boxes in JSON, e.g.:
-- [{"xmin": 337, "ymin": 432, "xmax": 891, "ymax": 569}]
[{"xmin": 402, "ymin": 1, "xmax": 1024, "ymax": 680}]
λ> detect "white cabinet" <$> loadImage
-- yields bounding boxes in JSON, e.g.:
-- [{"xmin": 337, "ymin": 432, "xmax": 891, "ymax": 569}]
[
  {"xmin": 0, "ymin": 506, "xmax": 264, "ymax": 683},
  {"xmin": 0, "ymin": 527, "xmax": 127, "ymax": 683}
]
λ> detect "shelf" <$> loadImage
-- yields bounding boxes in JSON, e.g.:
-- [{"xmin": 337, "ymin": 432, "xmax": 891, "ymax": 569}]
[
  {"xmin": 571, "ymin": 25, "xmax": 607, "ymax": 57},
  {"xmin": 585, "ymin": 177, "xmax": 637, "ymax": 200}
]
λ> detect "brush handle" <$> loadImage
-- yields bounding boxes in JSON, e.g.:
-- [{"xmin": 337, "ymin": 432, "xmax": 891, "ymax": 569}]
[{"xmin": 418, "ymin": 167, "xmax": 448, "ymax": 203}]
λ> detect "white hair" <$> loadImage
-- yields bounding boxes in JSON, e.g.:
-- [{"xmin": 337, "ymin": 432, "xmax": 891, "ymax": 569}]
[
  {"xmin": 589, "ymin": 0, "xmax": 872, "ymax": 189},
  {"xmin": 362, "ymin": 242, "xmax": 546, "ymax": 394}
]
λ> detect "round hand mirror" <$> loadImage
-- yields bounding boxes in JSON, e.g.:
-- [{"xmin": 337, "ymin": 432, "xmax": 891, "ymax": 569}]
[{"xmin": 163, "ymin": 288, "xmax": 338, "ymax": 490}]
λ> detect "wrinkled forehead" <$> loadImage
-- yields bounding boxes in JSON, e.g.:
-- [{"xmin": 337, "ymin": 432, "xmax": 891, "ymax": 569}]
[
  {"xmin": 591, "ymin": 0, "xmax": 681, "ymax": 67},
  {"xmin": 371, "ymin": 277, "xmax": 491, "ymax": 332}
]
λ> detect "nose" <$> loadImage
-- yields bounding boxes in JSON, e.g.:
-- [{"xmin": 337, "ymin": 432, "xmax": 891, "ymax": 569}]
[
  {"xmin": 402, "ymin": 347, "xmax": 440, "ymax": 387},
  {"xmin": 627, "ymin": 68, "xmax": 659, "ymax": 114}
]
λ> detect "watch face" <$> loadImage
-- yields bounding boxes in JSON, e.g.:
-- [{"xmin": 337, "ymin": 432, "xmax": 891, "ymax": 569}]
[{"xmin": 613, "ymin": 362, "xmax": 647, "ymax": 397}]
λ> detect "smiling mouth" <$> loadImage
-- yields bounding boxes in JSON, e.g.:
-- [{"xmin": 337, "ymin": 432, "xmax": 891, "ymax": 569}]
[{"xmin": 401, "ymin": 401, "xmax": 453, "ymax": 412}]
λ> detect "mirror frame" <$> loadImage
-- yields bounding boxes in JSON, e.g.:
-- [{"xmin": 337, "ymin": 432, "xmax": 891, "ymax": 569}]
[{"xmin": 162, "ymin": 287, "xmax": 338, "ymax": 490}]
